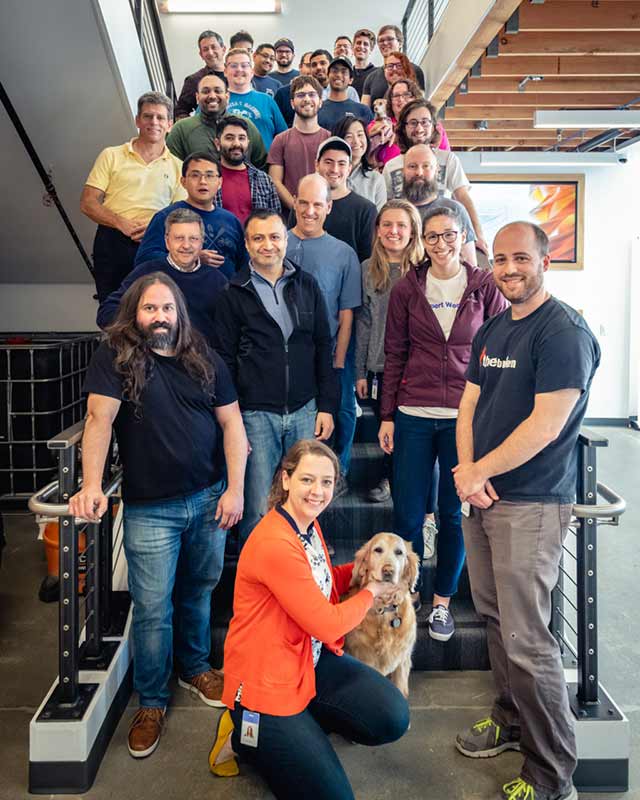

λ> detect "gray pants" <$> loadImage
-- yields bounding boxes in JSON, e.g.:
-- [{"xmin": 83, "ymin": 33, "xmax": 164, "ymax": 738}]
[{"xmin": 463, "ymin": 500, "xmax": 576, "ymax": 794}]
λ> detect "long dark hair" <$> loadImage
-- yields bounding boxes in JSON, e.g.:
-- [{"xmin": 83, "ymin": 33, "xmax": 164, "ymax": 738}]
[
  {"xmin": 105, "ymin": 272, "xmax": 215, "ymax": 414},
  {"xmin": 331, "ymin": 116, "xmax": 373, "ymax": 175},
  {"xmin": 396, "ymin": 99, "xmax": 441, "ymax": 153}
]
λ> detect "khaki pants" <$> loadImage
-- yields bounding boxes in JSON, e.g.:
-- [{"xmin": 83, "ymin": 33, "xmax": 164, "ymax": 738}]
[{"xmin": 463, "ymin": 501, "xmax": 576, "ymax": 794}]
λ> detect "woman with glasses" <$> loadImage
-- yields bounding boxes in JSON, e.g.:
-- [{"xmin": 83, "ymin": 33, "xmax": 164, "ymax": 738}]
[
  {"xmin": 332, "ymin": 117, "xmax": 386, "ymax": 210},
  {"xmin": 383, "ymin": 100, "xmax": 488, "ymax": 253},
  {"xmin": 378, "ymin": 205, "xmax": 506, "ymax": 641},
  {"xmin": 366, "ymin": 79, "xmax": 422, "ymax": 168},
  {"xmin": 362, "ymin": 51, "xmax": 415, "ymax": 108},
  {"xmin": 362, "ymin": 25, "xmax": 427, "ymax": 105}
]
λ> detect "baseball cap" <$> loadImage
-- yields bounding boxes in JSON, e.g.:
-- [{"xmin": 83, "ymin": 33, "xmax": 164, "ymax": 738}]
[
  {"xmin": 274, "ymin": 38, "xmax": 294, "ymax": 51},
  {"xmin": 329, "ymin": 56, "xmax": 354, "ymax": 76},
  {"xmin": 317, "ymin": 136, "xmax": 352, "ymax": 160}
]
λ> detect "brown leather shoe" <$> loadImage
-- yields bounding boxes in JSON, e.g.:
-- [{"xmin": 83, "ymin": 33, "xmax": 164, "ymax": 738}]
[
  {"xmin": 178, "ymin": 668, "xmax": 225, "ymax": 707},
  {"xmin": 127, "ymin": 707, "xmax": 165, "ymax": 758}
]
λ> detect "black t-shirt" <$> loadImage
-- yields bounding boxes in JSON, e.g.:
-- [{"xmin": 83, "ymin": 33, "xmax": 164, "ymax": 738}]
[
  {"xmin": 362, "ymin": 63, "xmax": 426, "ymax": 103},
  {"xmin": 325, "ymin": 192, "xmax": 377, "ymax": 262},
  {"xmin": 353, "ymin": 64, "xmax": 377, "ymax": 98},
  {"xmin": 83, "ymin": 343, "xmax": 237, "ymax": 503},
  {"xmin": 466, "ymin": 297, "xmax": 600, "ymax": 503}
]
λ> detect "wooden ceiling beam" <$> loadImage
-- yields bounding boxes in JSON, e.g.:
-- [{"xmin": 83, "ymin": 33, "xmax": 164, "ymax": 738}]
[
  {"xmin": 518, "ymin": 1, "xmax": 640, "ymax": 32},
  {"xmin": 495, "ymin": 31, "xmax": 640, "ymax": 56},
  {"xmin": 449, "ymin": 138, "xmax": 559, "ymax": 147},
  {"xmin": 478, "ymin": 55, "xmax": 640, "ymax": 76},
  {"xmin": 454, "ymin": 92, "xmax": 640, "ymax": 106},
  {"xmin": 465, "ymin": 77, "xmax": 640, "ymax": 93}
]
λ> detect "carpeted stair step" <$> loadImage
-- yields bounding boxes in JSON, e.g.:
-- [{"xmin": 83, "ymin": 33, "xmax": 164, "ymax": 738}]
[
  {"xmin": 355, "ymin": 404, "xmax": 379, "ymax": 444},
  {"xmin": 348, "ymin": 442, "xmax": 386, "ymax": 490}
]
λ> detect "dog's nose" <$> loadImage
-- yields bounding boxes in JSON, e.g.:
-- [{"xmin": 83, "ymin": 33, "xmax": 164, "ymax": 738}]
[{"xmin": 381, "ymin": 566, "xmax": 394, "ymax": 581}]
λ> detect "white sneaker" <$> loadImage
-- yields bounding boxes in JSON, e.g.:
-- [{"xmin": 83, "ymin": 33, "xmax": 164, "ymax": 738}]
[{"xmin": 422, "ymin": 517, "xmax": 437, "ymax": 559}]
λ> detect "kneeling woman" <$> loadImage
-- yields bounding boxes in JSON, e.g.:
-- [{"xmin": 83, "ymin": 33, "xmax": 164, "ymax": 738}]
[{"xmin": 210, "ymin": 439, "xmax": 410, "ymax": 799}]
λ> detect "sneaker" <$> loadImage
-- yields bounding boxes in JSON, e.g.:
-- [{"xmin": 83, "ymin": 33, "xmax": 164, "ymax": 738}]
[
  {"xmin": 456, "ymin": 716, "xmax": 521, "ymax": 758},
  {"xmin": 422, "ymin": 517, "xmax": 438, "ymax": 559},
  {"xmin": 127, "ymin": 707, "xmax": 165, "ymax": 758},
  {"xmin": 178, "ymin": 668, "xmax": 225, "ymax": 707},
  {"xmin": 368, "ymin": 478, "xmax": 390, "ymax": 503},
  {"xmin": 499, "ymin": 777, "xmax": 577, "ymax": 800},
  {"xmin": 209, "ymin": 709, "xmax": 239, "ymax": 777},
  {"xmin": 428, "ymin": 604, "xmax": 455, "ymax": 641}
]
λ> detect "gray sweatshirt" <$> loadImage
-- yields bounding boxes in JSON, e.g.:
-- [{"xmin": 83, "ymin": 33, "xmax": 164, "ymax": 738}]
[{"xmin": 355, "ymin": 259, "xmax": 403, "ymax": 379}]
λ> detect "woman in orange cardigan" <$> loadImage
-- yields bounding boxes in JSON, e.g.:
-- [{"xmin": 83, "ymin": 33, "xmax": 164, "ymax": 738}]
[{"xmin": 209, "ymin": 439, "xmax": 410, "ymax": 799}]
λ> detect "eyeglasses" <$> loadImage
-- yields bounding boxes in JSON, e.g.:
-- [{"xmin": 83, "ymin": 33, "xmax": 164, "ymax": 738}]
[
  {"xmin": 406, "ymin": 117, "xmax": 434, "ymax": 130},
  {"xmin": 424, "ymin": 230, "xmax": 459, "ymax": 245},
  {"xmin": 384, "ymin": 62, "xmax": 404, "ymax": 72},
  {"xmin": 293, "ymin": 91, "xmax": 319, "ymax": 100},
  {"xmin": 186, "ymin": 170, "xmax": 219, "ymax": 181},
  {"xmin": 227, "ymin": 62, "xmax": 251, "ymax": 70},
  {"xmin": 391, "ymin": 91, "xmax": 413, "ymax": 101}
]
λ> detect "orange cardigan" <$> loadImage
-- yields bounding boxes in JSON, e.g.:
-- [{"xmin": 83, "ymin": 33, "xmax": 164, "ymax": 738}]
[{"xmin": 221, "ymin": 508, "xmax": 374, "ymax": 716}]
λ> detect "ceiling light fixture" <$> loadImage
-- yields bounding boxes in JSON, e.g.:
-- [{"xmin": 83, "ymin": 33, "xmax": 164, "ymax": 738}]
[
  {"xmin": 518, "ymin": 75, "xmax": 544, "ymax": 93},
  {"xmin": 164, "ymin": 0, "xmax": 280, "ymax": 11},
  {"xmin": 534, "ymin": 110, "xmax": 640, "ymax": 129}
]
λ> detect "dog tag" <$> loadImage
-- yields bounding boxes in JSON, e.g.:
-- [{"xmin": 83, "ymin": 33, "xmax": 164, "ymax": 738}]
[
  {"xmin": 391, "ymin": 617, "xmax": 401, "ymax": 628},
  {"xmin": 240, "ymin": 710, "xmax": 260, "ymax": 748},
  {"xmin": 371, "ymin": 375, "xmax": 379, "ymax": 400}
]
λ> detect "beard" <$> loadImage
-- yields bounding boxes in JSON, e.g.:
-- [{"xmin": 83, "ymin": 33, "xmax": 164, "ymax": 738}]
[
  {"xmin": 403, "ymin": 175, "xmax": 438, "ymax": 204},
  {"xmin": 141, "ymin": 322, "xmax": 178, "ymax": 349},
  {"xmin": 220, "ymin": 145, "xmax": 246, "ymax": 166},
  {"xmin": 499, "ymin": 265, "xmax": 545, "ymax": 305}
]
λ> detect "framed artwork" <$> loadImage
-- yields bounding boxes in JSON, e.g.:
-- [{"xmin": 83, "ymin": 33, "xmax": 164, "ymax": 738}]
[{"xmin": 468, "ymin": 174, "xmax": 585, "ymax": 270}]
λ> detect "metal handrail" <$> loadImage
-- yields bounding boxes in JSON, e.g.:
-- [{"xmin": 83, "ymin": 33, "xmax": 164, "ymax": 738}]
[
  {"xmin": 28, "ymin": 471, "xmax": 122, "ymax": 518},
  {"xmin": 573, "ymin": 482, "xmax": 626, "ymax": 521}
]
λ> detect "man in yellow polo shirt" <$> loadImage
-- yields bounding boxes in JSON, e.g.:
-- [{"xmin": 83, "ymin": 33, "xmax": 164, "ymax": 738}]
[{"xmin": 81, "ymin": 91, "xmax": 186, "ymax": 302}]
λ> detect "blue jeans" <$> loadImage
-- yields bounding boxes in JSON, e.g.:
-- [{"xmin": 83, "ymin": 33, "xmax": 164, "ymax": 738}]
[
  {"xmin": 392, "ymin": 412, "xmax": 465, "ymax": 597},
  {"xmin": 123, "ymin": 481, "xmax": 227, "ymax": 707},
  {"xmin": 334, "ymin": 340, "xmax": 357, "ymax": 476},
  {"xmin": 239, "ymin": 399, "xmax": 317, "ymax": 547},
  {"xmin": 230, "ymin": 648, "xmax": 410, "ymax": 800}
]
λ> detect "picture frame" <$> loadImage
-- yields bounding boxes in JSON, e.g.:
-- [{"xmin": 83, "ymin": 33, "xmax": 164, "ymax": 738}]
[{"xmin": 468, "ymin": 174, "xmax": 585, "ymax": 270}]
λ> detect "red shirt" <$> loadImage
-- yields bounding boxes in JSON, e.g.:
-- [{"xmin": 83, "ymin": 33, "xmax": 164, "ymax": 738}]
[{"xmin": 221, "ymin": 166, "xmax": 252, "ymax": 225}]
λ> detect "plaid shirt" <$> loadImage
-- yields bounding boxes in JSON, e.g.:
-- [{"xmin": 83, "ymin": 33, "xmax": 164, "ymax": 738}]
[{"xmin": 215, "ymin": 162, "xmax": 282, "ymax": 216}]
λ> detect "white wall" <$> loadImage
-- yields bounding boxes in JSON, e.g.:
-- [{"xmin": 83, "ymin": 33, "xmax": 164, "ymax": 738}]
[
  {"xmin": 158, "ymin": 1, "xmax": 394, "ymax": 89},
  {"xmin": 0, "ymin": 286, "xmax": 99, "ymax": 332},
  {"xmin": 459, "ymin": 147, "xmax": 640, "ymax": 421}
]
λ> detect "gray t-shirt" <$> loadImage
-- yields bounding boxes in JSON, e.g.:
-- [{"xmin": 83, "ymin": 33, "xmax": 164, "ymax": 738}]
[{"xmin": 286, "ymin": 232, "xmax": 362, "ymax": 340}]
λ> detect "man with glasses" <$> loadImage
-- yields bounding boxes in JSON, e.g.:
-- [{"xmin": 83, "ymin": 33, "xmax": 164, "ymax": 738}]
[
  {"xmin": 167, "ymin": 74, "xmax": 267, "ymax": 171},
  {"xmin": 225, "ymin": 48, "xmax": 287, "ymax": 151},
  {"xmin": 97, "ymin": 205, "xmax": 231, "ymax": 347},
  {"xmin": 268, "ymin": 76, "xmax": 330, "ymax": 211},
  {"xmin": 130, "ymin": 151, "xmax": 248, "ymax": 279},
  {"xmin": 175, "ymin": 30, "xmax": 226, "ymax": 119},
  {"xmin": 352, "ymin": 28, "xmax": 377, "ymax": 98},
  {"xmin": 317, "ymin": 57, "xmax": 373, "ymax": 130},
  {"xmin": 402, "ymin": 145, "xmax": 477, "ymax": 265},
  {"xmin": 334, "ymin": 35, "xmax": 354, "ymax": 60},
  {"xmin": 252, "ymin": 43, "xmax": 281, "ymax": 97},
  {"xmin": 269, "ymin": 37, "xmax": 300, "ymax": 87},
  {"xmin": 361, "ymin": 25, "xmax": 426, "ymax": 106}
]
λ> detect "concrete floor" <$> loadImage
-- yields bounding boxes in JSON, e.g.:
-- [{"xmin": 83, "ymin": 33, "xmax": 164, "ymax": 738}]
[{"xmin": 1, "ymin": 426, "xmax": 638, "ymax": 800}]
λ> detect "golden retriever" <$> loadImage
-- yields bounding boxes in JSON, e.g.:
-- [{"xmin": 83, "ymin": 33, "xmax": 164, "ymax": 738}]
[{"xmin": 343, "ymin": 533, "xmax": 419, "ymax": 697}]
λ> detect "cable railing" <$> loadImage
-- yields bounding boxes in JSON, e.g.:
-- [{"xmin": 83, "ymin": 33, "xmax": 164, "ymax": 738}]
[
  {"xmin": 129, "ymin": 0, "xmax": 176, "ymax": 104},
  {"xmin": 402, "ymin": 0, "xmax": 450, "ymax": 65}
]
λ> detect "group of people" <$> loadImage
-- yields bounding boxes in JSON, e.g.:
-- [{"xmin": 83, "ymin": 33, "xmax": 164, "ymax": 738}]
[{"xmin": 69, "ymin": 20, "xmax": 602, "ymax": 800}]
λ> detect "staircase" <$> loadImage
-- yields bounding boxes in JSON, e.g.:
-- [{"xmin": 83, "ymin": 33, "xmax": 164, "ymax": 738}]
[{"xmin": 210, "ymin": 404, "xmax": 490, "ymax": 672}]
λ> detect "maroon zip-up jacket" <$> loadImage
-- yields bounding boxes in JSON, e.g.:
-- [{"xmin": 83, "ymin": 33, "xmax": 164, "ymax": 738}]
[{"xmin": 380, "ymin": 261, "xmax": 508, "ymax": 420}]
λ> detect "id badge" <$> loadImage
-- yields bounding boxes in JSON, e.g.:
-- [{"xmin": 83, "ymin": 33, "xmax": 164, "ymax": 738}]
[
  {"xmin": 240, "ymin": 710, "xmax": 260, "ymax": 748},
  {"xmin": 371, "ymin": 375, "xmax": 379, "ymax": 400},
  {"xmin": 461, "ymin": 501, "xmax": 470, "ymax": 518}
]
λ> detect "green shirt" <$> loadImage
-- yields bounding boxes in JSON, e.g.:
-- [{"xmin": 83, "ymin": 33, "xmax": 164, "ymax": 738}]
[{"xmin": 166, "ymin": 115, "xmax": 267, "ymax": 171}]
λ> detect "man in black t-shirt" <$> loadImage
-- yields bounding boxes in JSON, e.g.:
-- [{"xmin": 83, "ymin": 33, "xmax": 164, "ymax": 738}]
[
  {"xmin": 452, "ymin": 222, "xmax": 600, "ymax": 800},
  {"xmin": 70, "ymin": 272, "xmax": 248, "ymax": 760},
  {"xmin": 315, "ymin": 137, "xmax": 377, "ymax": 262}
]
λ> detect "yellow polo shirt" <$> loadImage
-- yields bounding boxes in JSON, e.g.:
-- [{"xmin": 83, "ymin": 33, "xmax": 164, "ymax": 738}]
[{"xmin": 85, "ymin": 139, "xmax": 186, "ymax": 223}]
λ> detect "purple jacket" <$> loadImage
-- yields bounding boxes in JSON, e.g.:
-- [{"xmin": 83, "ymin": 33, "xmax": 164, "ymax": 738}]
[{"xmin": 380, "ymin": 261, "xmax": 508, "ymax": 420}]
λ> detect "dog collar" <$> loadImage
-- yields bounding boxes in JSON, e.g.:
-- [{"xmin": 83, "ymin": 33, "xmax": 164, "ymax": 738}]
[{"xmin": 378, "ymin": 603, "xmax": 402, "ymax": 628}]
